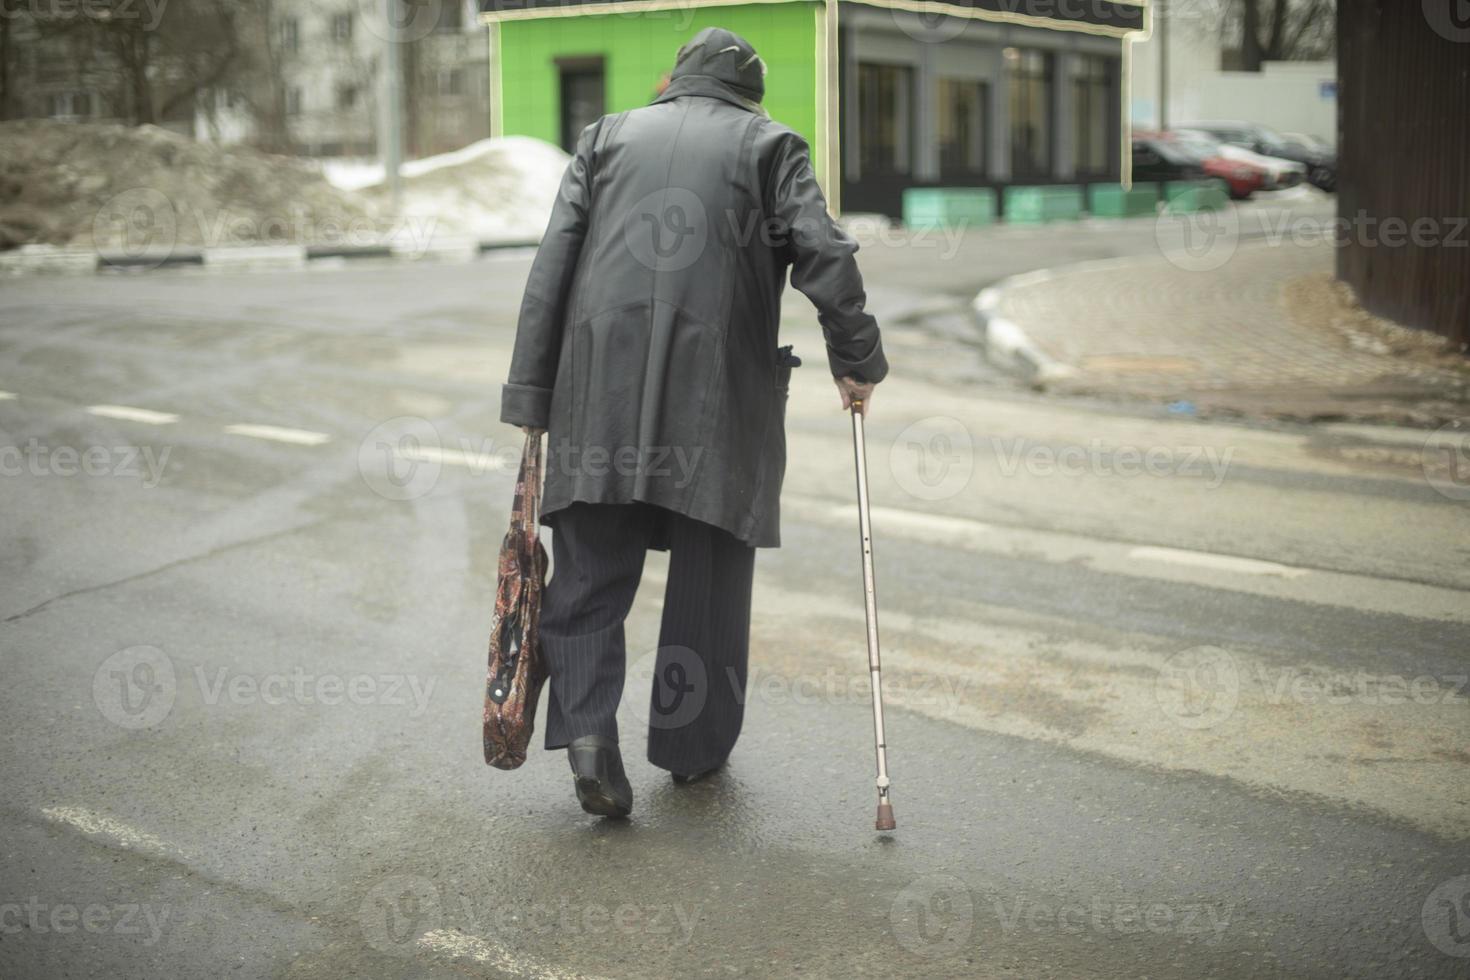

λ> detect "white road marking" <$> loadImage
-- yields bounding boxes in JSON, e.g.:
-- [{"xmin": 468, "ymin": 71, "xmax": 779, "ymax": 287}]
[
  {"xmin": 223, "ymin": 423, "xmax": 331, "ymax": 446},
  {"xmin": 1127, "ymin": 545, "xmax": 1312, "ymax": 579},
  {"xmin": 396, "ymin": 444, "xmax": 508, "ymax": 471},
  {"xmin": 810, "ymin": 496, "xmax": 1310, "ymax": 579},
  {"xmin": 86, "ymin": 404, "xmax": 180, "ymax": 425},
  {"xmin": 0, "ymin": 391, "xmax": 16, "ymax": 400},
  {"xmin": 40, "ymin": 805, "xmax": 171, "ymax": 853},
  {"xmin": 418, "ymin": 930, "xmax": 613, "ymax": 980},
  {"xmin": 827, "ymin": 503, "xmax": 996, "ymax": 549},
  {"xmin": 782, "ymin": 494, "xmax": 1469, "ymax": 623}
]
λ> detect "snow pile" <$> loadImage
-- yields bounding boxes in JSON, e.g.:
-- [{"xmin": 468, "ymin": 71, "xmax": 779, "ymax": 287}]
[
  {"xmin": 0, "ymin": 123, "xmax": 568, "ymax": 253},
  {"xmin": 0, "ymin": 120, "xmax": 385, "ymax": 251},
  {"xmin": 356, "ymin": 136, "xmax": 569, "ymax": 243},
  {"xmin": 318, "ymin": 157, "xmax": 388, "ymax": 192}
]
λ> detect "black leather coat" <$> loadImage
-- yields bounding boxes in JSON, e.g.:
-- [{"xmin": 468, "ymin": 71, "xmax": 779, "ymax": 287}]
[{"xmin": 500, "ymin": 27, "xmax": 887, "ymax": 547}]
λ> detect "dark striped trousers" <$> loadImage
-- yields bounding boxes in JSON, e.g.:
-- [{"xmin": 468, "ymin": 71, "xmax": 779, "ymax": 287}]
[{"xmin": 539, "ymin": 501, "xmax": 756, "ymax": 775}]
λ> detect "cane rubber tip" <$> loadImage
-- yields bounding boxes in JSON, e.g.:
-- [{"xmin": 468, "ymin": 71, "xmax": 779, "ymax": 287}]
[{"xmin": 875, "ymin": 802, "xmax": 896, "ymax": 831}]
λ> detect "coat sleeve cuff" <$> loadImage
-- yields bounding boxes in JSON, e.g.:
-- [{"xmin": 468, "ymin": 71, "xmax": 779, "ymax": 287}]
[
  {"xmin": 826, "ymin": 339, "xmax": 889, "ymax": 385},
  {"xmin": 500, "ymin": 383, "xmax": 553, "ymax": 429}
]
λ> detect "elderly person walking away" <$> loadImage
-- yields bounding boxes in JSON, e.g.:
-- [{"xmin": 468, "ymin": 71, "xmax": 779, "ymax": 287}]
[{"xmin": 500, "ymin": 26, "xmax": 887, "ymax": 818}]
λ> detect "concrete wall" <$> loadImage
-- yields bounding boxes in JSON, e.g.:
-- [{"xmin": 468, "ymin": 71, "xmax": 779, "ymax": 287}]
[{"xmin": 1130, "ymin": 25, "xmax": 1336, "ymax": 145}]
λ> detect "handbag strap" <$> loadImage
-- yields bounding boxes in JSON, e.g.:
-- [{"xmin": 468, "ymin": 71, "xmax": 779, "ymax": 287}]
[{"xmin": 512, "ymin": 432, "xmax": 543, "ymax": 543}]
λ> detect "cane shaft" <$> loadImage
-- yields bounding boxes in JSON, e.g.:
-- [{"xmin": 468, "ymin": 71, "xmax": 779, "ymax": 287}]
[{"xmin": 850, "ymin": 403, "xmax": 894, "ymax": 828}]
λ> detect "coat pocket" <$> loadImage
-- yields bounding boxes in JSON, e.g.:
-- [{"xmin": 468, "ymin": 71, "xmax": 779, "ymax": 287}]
[{"xmin": 775, "ymin": 344, "xmax": 801, "ymax": 394}]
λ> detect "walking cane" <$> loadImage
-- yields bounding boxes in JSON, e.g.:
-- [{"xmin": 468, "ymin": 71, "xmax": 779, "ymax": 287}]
[{"xmin": 850, "ymin": 400, "xmax": 896, "ymax": 832}]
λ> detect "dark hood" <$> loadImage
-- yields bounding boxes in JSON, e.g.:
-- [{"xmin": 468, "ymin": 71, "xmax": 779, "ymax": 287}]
[{"xmin": 652, "ymin": 27, "xmax": 766, "ymax": 113}]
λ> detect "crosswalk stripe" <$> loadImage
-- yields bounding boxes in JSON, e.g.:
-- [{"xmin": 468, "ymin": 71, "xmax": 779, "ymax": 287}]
[
  {"xmin": 1127, "ymin": 545, "xmax": 1311, "ymax": 579},
  {"xmin": 417, "ymin": 930, "xmax": 613, "ymax": 980},
  {"xmin": 40, "ymin": 805, "xmax": 172, "ymax": 854},
  {"xmin": 783, "ymin": 494, "xmax": 1469, "ymax": 623},
  {"xmin": 223, "ymin": 423, "xmax": 331, "ymax": 446},
  {"xmin": 86, "ymin": 404, "xmax": 180, "ymax": 425}
]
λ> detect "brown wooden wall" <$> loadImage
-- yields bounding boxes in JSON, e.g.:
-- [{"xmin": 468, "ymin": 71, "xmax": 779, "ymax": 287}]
[{"xmin": 1337, "ymin": 1, "xmax": 1470, "ymax": 347}]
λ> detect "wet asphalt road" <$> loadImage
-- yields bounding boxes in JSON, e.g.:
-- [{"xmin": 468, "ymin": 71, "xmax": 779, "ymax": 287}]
[{"xmin": 2, "ymin": 217, "xmax": 1468, "ymax": 979}]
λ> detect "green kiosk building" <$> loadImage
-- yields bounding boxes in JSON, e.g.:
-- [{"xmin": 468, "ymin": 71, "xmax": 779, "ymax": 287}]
[{"xmin": 478, "ymin": 0, "xmax": 1148, "ymax": 221}]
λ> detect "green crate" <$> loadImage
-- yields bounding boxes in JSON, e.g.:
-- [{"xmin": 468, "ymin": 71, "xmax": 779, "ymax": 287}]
[
  {"xmin": 1163, "ymin": 179, "xmax": 1230, "ymax": 213},
  {"xmin": 1003, "ymin": 185, "xmax": 1085, "ymax": 224},
  {"xmin": 902, "ymin": 188, "xmax": 998, "ymax": 230},
  {"xmin": 1089, "ymin": 182, "xmax": 1160, "ymax": 217}
]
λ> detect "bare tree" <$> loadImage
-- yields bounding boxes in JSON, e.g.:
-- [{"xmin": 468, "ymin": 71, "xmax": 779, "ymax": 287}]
[
  {"xmin": 1221, "ymin": 0, "xmax": 1335, "ymax": 70},
  {"xmin": 0, "ymin": 0, "xmax": 13, "ymax": 120},
  {"xmin": 154, "ymin": 0, "xmax": 246, "ymax": 123},
  {"xmin": 29, "ymin": 0, "xmax": 245, "ymax": 126},
  {"xmin": 230, "ymin": 0, "xmax": 292, "ymax": 151}
]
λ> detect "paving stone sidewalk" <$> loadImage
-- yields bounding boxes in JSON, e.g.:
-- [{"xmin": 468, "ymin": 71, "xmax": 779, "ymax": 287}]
[{"xmin": 989, "ymin": 239, "xmax": 1470, "ymax": 426}]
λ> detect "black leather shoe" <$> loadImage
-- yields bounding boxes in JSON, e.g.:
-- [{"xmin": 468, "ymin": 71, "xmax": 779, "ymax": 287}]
[
  {"xmin": 567, "ymin": 735, "xmax": 633, "ymax": 818},
  {"xmin": 670, "ymin": 759, "xmax": 725, "ymax": 785}
]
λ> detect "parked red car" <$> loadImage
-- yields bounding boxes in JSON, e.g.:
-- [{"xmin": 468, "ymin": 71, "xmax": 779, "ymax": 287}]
[{"xmin": 1133, "ymin": 129, "xmax": 1267, "ymax": 199}]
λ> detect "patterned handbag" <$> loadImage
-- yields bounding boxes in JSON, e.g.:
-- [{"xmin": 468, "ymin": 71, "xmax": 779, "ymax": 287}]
[{"xmin": 482, "ymin": 433, "xmax": 550, "ymax": 770}]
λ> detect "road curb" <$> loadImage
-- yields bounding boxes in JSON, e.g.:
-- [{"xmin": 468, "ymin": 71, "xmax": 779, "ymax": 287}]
[
  {"xmin": 972, "ymin": 267, "xmax": 1078, "ymax": 387},
  {"xmin": 970, "ymin": 251, "xmax": 1224, "ymax": 386},
  {"xmin": 0, "ymin": 245, "xmax": 102, "ymax": 275},
  {"xmin": 0, "ymin": 238, "xmax": 541, "ymax": 276},
  {"xmin": 99, "ymin": 248, "xmax": 205, "ymax": 270},
  {"xmin": 204, "ymin": 244, "xmax": 307, "ymax": 271}
]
